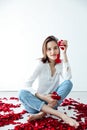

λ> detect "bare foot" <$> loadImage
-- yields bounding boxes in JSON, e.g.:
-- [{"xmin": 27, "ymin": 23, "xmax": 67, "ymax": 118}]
[
  {"xmin": 63, "ymin": 116, "xmax": 79, "ymax": 128},
  {"xmin": 27, "ymin": 112, "xmax": 46, "ymax": 121}
]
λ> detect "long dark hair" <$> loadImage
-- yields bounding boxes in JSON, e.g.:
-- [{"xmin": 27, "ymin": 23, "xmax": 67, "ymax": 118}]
[{"xmin": 41, "ymin": 35, "xmax": 61, "ymax": 63}]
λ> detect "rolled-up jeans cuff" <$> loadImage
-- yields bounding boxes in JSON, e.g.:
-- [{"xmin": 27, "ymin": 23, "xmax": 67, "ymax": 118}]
[{"xmin": 39, "ymin": 101, "xmax": 45, "ymax": 111}]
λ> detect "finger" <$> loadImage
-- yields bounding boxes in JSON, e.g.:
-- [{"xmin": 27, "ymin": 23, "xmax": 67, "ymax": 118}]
[
  {"xmin": 60, "ymin": 46, "xmax": 66, "ymax": 50},
  {"xmin": 61, "ymin": 40, "xmax": 68, "ymax": 46}
]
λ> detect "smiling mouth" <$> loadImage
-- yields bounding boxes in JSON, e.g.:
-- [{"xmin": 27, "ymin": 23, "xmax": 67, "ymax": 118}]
[{"xmin": 51, "ymin": 54, "xmax": 57, "ymax": 56}]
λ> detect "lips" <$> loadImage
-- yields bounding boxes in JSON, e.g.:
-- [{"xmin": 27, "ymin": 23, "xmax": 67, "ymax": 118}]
[{"xmin": 51, "ymin": 54, "xmax": 57, "ymax": 56}]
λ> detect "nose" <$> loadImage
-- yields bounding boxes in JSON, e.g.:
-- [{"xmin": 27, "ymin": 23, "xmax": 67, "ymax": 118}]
[{"xmin": 51, "ymin": 49, "xmax": 55, "ymax": 54}]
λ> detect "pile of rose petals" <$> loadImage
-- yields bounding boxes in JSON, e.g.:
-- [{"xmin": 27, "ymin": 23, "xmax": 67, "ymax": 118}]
[
  {"xmin": 0, "ymin": 97, "xmax": 26, "ymax": 127},
  {"xmin": 0, "ymin": 97, "xmax": 87, "ymax": 130}
]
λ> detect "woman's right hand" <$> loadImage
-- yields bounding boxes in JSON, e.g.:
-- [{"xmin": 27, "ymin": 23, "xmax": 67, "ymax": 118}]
[
  {"xmin": 35, "ymin": 93, "xmax": 58, "ymax": 107},
  {"xmin": 43, "ymin": 94, "xmax": 55, "ymax": 102},
  {"xmin": 43, "ymin": 94, "xmax": 58, "ymax": 107}
]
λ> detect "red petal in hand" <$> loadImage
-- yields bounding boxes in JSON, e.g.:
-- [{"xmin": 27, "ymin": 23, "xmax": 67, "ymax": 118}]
[
  {"xmin": 51, "ymin": 91, "xmax": 61, "ymax": 100},
  {"xmin": 60, "ymin": 47, "xmax": 64, "ymax": 50},
  {"xmin": 58, "ymin": 40, "xmax": 66, "ymax": 50}
]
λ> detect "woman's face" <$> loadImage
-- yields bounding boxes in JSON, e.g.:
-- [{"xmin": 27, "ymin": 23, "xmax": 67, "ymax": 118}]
[{"xmin": 46, "ymin": 41, "xmax": 60, "ymax": 62}]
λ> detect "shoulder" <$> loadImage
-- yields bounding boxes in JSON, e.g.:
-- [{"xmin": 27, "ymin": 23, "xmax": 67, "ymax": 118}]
[
  {"xmin": 37, "ymin": 59, "xmax": 45, "ymax": 66},
  {"xmin": 33, "ymin": 59, "xmax": 46, "ymax": 70}
]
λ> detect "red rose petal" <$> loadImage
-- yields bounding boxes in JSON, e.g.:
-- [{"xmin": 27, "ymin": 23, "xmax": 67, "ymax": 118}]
[
  {"xmin": 0, "ymin": 97, "xmax": 87, "ymax": 130},
  {"xmin": 51, "ymin": 91, "xmax": 61, "ymax": 100},
  {"xmin": 58, "ymin": 40, "xmax": 66, "ymax": 50}
]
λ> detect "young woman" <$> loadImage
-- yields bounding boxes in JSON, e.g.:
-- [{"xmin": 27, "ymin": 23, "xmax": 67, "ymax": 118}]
[{"xmin": 19, "ymin": 36, "xmax": 79, "ymax": 128}]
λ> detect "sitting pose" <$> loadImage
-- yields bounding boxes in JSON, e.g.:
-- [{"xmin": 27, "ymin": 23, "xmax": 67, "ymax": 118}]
[{"xmin": 19, "ymin": 36, "xmax": 79, "ymax": 128}]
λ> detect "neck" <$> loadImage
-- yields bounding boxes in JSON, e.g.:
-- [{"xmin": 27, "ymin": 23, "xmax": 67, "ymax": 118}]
[{"xmin": 49, "ymin": 60, "xmax": 55, "ymax": 67}]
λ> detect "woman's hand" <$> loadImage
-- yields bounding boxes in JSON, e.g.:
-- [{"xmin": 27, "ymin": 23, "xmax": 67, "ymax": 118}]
[
  {"xmin": 60, "ymin": 40, "xmax": 68, "ymax": 53},
  {"xmin": 59, "ymin": 40, "xmax": 68, "ymax": 62},
  {"xmin": 44, "ymin": 94, "xmax": 57, "ymax": 102},
  {"xmin": 44, "ymin": 94, "xmax": 58, "ymax": 107},
  {"xmin": 35, "ymin": 93, "xmax": 58, "ymax": 107}
]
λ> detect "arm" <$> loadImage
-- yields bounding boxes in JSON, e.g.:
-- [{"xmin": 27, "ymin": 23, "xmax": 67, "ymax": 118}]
[
  {"xmin": 60, "ymin": 40, "xmax": 72, "ymax": 80},
  {"xmin": 25, "ymin": 61, "xmax": 44, "ymax": 95},
  {"xmin": 35, "ymin": 92, "xmax": 53, "ymax": 102},
  {"xmin": 35, "ymin": 92, "xmax": 58, "ymax": 107}
]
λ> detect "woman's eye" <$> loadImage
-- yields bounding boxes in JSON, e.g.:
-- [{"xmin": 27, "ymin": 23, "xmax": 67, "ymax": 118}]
[
  {"xmin": 47, "ymin": 46, "xmax": 58, "ymax": 51},
  {"xmin": 47, "ymin": 48, "xmax": 51, "ymax": 51}
]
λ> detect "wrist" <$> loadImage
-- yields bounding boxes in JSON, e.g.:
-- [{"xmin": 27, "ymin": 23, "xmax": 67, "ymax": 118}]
[
  {"xmin": 35, "ymin": 92, "xmax": 45, "ymax": 100},
  {"xmin": 61, "ymin": 52, "xmax": 68, "ymax": 62},
  {"xmin": 62, "ymin": 52, "xmax": 67, "ymax": 55}
]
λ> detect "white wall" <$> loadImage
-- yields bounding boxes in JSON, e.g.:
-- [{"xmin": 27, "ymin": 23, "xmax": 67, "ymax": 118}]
[{"xmin": 0, "ymin": 0, "xmax": 87, "ymax": 91}]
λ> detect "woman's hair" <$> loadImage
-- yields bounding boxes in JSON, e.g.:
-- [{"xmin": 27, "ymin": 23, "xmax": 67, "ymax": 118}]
[{"xmin": 41, "ymin": 35, "xmax": 60, "ymax": 63}]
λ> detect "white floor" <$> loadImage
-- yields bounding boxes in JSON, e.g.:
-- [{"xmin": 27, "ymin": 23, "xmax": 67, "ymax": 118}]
[{"xmin": 0, "ymin": 91, "xmax": 87, "ymax": 130}]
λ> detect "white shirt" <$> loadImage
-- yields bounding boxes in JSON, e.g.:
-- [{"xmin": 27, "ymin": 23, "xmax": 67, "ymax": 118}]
[{"xmin": 23, "ymin": 60, "xmax": 72, "ymax": 95}]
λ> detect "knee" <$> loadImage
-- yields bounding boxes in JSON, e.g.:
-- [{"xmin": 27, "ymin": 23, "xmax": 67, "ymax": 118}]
[
  {"xmin": 65, "ymin": 80, "xmax": 73, "ymax": 90},
  {"xmin": 18, "ymin": 90, "xmax": 27, "ymax": 100}
]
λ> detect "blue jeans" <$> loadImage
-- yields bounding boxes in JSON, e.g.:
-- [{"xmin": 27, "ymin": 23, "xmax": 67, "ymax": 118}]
[{"xmin": 18, "ymin": 80, "xmax": 73, "ymax": 114}]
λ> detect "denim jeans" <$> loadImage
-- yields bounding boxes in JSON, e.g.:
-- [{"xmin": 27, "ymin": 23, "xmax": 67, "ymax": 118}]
[{"xmin": 18, "ymin": 80, "xmax": 73, "ymax": 114}]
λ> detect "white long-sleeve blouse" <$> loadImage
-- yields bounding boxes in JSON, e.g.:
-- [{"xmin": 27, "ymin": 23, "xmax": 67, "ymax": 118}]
[{"xmin": 23, "ymin": 60, "xmax": 72, "ymax": 95}]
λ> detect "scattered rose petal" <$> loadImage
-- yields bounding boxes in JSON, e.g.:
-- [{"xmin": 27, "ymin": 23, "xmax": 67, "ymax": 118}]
[
  {"xmin": 51, "ymin": 91, "xmax": 61, "ymax": 100},
  {"xmin": 0, "ymin": 97, "xmax": 87, "ymax": 130}
]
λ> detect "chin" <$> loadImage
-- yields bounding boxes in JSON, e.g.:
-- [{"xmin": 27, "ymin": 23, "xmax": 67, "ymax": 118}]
[
  {"xmin": 49, "ymin": 58, "xmax": 56, "ymax": 62},
  {"xmin": 49, "ymin": 56, "xmax": 57, "ymax": 61},
  {"xmin": 51, "ymin": 57, "xmax": 57, "ymax": 61}
]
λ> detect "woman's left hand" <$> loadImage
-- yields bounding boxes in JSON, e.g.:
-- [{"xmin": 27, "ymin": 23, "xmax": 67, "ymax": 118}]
[{"xmin": 60, "ymin": 40, "xmax": 68, "ymax": 53}]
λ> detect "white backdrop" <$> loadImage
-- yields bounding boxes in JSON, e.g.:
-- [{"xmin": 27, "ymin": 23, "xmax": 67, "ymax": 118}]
[{"xmin": 0, "ymin": 0, "xmax": 87, "ymax": 91}]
